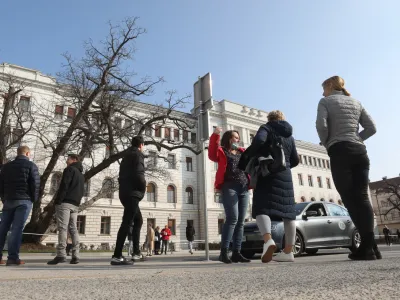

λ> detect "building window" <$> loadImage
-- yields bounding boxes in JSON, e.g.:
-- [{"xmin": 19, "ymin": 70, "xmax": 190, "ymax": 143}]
[
  {"xmin": 298, "ymin": 174, "xmax": 303, "ymax": 186},
  {"xmin": 329, "ymin": 199, "xmax": 334, "ymax": 203},
  {"xmin": 147, "ymin": 183, "xmax": 156, "ymax": 202},
  {"xmin": 311, "ymin": 197, "xmax": 316, "ymax": 202},
  {"xmin": 100, "ymin": 217, "xmax": 111, "ymax": 235},
  {"xmin": 185, "ymin": 187, "xmax": 194, "ymax": 204},
  {"xmin": 299, "ymin": 155, "xmax": 303, "ymax": 164},
  {"xmin": 50, "ymin": 172, "xmax": 62, "ymax": 195},
  {"xmin": 300, "ymin": 196, "xmax": 306, "ymax": 202},
  {"xmin": 148, "ymin": 151, "xmax": 157, "ymax": 168},
  {"xmin": 318, "ymin": 159, "xmax": 322, "ymax": 168},
  {"xmin": 186, "ymin": 157, "xmax": 193, "ymax": 172},
  {"xmin": 183, "ymin": 130, "xmax": 189, "ymax": 142},
  {"xmin": 147, "ymin": 218, "xmax": 156, "ymax": 228},
  {"xmin": 218, "ymin": 219, "xmax": 224, "ymax": 234},
  {"xmin": 308, "ymin": 175, "xmax": 313, "ymax": 187},
  {"xmin": 313, "ymin": 157, "xmax": 317, "ymax": 166},
  {"xmin": 303, "ymin": 156, "xmax": 308, "ymax": 165},
  {"xmin": 326, "ymin": 160, "xmax": 330, "ymax": 169},
  {"xmin": 174, "ymin": 129, "xmax": 180, "ymax": 141},
  {"xmin": 19, "ymin": 96, "xmax": 30, "ymax": 113},
  {"xmin": 326, "ymin": 178, "xmax": 331, "ymax": 189},
  {"xmin": 168, "ymin": 219, "xmax": 176, "ymax": 235},
  {"xmin": 167, "ymin": 154, "xmax": 175, "ymax": 169},
  {"xmin": 167, "ymin": 185, "xmax": 176, "ymax": 203},
  {"xmin": 308, "ymin": 157, "xmax": 312, "ymax": 166},
  {"xmin": 165, "ymin": 127, "xmax": 171, "ymax": 139},
  {"xmin": 83, "ymin": 180, "xmax": 90, "ymax": 197},
  {"xmin": 145, "ymin": 126, "xmax": 152, "ymax": 136},
  {"xmin": 317, "ymin": 177, "xmax": 323, "ymax": 188},
  {"xmin": 124, "ymin": 119, "xmax": 132, "ymax": 129},
  {"xmin": 155, "ymin": 125, "xmax": 161, "ymax": 137},
  {"xmin": 11, "ymin": 128, "xmax": 23, "ymax": 147},
  {"xmin": 67, "ymin": 107, "xmax": 76, "ymax": 122},
  {"xmin": 114, "ymin": 117, "xmax": 122, "ymax": 129},
  {"xmin": 102, "ymin": 178, "xmax": 114, "ymax": 198},
  {"xmin": 338, "ymin": 199, "xmax": 343, "ymax": 206},
  {"xmin": 322, "ymin": 160, "xmax": 326, "ymax": 168},
  {"xmin": 105, "ymin": 145, "xmax": 110, "ymax": 159},
  {"xmin": 191, "ymin": 132, "xmax": 197, "ymax": 144},
  {"xmin": 250, "ymin": 134, "xmax": 255, "ymax": 143},
  {"xmin": 77, "ymin": 216, "xmax": 86, "ymax": 234}
]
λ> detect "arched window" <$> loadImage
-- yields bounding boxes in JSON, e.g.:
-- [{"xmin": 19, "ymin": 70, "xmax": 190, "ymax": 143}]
[
  {"xmin": 50, "ymin": 172, "xmax": 62, "ymax": 195},
  {"xmin": 329, "ymin": 199, "xmax": 334, "ymax": 203},
  {"xmin": 84, "ymin": 180, "xmax": 90, "ymax": 197},
  {"xmin": 300, "ymin": 196, "xmax": 306, "ymax": 202},
  {"xmin": 167, "ymin": 185, "xmax": 176, "ymax": 203},
  {"xmin": 338, "ymin": 199, "xmax": 343, "ymax": 206},
  {"xmin": 185, "ymin": 187, "xmax": 194, "ymax": 204},
  {"xmin": 147, "ymin": 183, "xmax": 156, "ymax": 202},
  {"xmin": 102, "ymin": 178, "xmax": 114, "ymax": 198},
  {"xmin": 320, "ymin": 198, "xmax": 325, "ymax": 201},
  {"xmin": 311, "ymin": 197, "xmax": 316, "ymax": 202}
]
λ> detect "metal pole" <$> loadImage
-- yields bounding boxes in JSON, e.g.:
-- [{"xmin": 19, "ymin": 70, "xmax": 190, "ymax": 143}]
[{"xmin": 202, "ymin": 137, "xmax": 210, "ymax": 261}]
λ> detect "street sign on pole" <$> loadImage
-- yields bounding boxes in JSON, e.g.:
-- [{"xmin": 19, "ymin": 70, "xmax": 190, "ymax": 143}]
[{"xmin": 193, "ymin": 73, "xmax": 213, "ymax": 261}]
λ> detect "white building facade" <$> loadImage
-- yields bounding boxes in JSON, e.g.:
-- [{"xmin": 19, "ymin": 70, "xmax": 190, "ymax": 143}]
[{"xmin": 0, "ymin": 63, "xmax": 341, "ymax": 250}]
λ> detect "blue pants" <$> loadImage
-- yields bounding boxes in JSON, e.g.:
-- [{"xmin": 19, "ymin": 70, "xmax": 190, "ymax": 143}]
[
  {"xmin": 0, "ymin": 200, "xmax": 32, "ymax": 260},
  {"xmin": 221, "ymin": 182, "xmax": 249, "ymax": 250}
]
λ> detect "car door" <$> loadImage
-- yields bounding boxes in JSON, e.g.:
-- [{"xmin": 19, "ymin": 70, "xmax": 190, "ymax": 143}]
[
  {"xmin": 339, "ymin": 206, "xmax": 353, "ymax": 245},
  {"xmin": 301, "ymin": 203, "xmax": 336, "ymax": 247},
  {"xmin": 325, "ymin": 203, "xmax": 351, "ymax": 246}
]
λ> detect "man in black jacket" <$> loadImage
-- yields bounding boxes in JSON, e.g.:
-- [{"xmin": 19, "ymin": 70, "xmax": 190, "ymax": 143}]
[
  {"xmin": 0, "ymin": 146, "xmax": 40, "ymax": 266},
  {"xmin": 111, "ymin": 136, "xmax": 146, "ymax": 266},
  {"xmin": 47, "ymin": 154, "xmax": 84, "ymax": 265}
]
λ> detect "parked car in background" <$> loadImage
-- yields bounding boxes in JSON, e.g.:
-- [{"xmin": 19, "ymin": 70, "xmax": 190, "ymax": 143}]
[{"xmin": 241, "ymin": 202, "xmax": 361, "ymax": 258}]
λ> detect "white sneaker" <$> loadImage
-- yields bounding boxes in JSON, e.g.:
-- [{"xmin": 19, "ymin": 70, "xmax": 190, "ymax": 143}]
[
  {"xmin": 261, "ymin": 239, "xmax": 277, "ymax": 263},
  {"xmin": 273, "ymin": 251, "xmax": 294, "ymax": 262}
]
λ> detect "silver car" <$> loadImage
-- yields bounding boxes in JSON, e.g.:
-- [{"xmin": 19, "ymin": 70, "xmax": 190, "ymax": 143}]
[{"xmin": 241, "ymin": 202, "xmax": 361, "ymax": 258}]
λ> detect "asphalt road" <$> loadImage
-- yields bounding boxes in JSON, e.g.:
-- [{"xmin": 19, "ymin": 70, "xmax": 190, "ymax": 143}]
[{"xmin": 0, "ymin": 245, "xmax": 399, "ymax": 300}]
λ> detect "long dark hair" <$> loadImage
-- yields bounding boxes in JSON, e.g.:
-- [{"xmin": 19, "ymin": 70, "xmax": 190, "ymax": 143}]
[{"xmin": 220, "ymin": 130, "xmax": 240, "ymax": 150}]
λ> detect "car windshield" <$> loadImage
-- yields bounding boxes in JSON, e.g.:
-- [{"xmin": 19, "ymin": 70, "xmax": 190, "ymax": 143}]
[{"xmin": 295, "ymin": 203, "xmax": 309, "ymax": 215}]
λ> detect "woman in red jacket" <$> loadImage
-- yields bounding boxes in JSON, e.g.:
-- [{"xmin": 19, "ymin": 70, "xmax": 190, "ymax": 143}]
[{"xmin": 208, "ymin": 127, "xmax": 250, "ymax": 264}]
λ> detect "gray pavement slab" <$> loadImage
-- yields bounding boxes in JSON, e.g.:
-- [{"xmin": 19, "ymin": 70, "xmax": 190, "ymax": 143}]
[{"xmin": 0, "ymin": 246, "xmax": 399, "ymax": 300}]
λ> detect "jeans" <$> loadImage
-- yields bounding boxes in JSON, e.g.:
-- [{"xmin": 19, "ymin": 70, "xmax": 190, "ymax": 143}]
[
  {"xmin": 55, "ymin": 203, "xmax": 79, "ymax": 259},
  {"xmin": 221, "ymin": 182, "xmax": 249, "ymax": 250},
  {"xmin": 0, "ymin": 200, "xmax": 32, "ymax": 260},
  {"xmin": 161, "ymin": 240, "xmax": 168, "ymax": 254},
  {"xmin": 330, "ymin": 153, "xmax": 374, "ymax": 239},
  {"xmin": 114, "ymin": 195, "xmax": 141, "ymax": 258}
]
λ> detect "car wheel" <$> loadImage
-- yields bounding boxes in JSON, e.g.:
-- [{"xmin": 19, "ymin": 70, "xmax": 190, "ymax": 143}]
[
  {"xmin": 305, "ymin": 249, "xmax": 318, "ymax": 255},
  {"xmin": 350, "ymin": 229, "xmax": 361, "ymax": 253},
  {"xmin": 293, "ymin": 232, "xmax": 304, "ymax": 257},
  {"xmin": 240, "ymin": 251, "xmax": 255, "ymax": 259}
]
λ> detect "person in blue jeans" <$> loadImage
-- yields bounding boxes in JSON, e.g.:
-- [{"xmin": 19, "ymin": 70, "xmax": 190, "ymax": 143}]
[
  {"xmin": 0, "ymin": 145, "xmax": 40, "ymax": 266},
  {"xmin": 209, "ymin": 127, "xmax": 250, "ymax": 264}
]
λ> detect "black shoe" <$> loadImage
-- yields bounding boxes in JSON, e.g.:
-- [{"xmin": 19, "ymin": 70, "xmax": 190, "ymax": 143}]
[
  {"xmin": 219, "ymin": 248, "xmax": 232, "ymax": 264},
  {"xmin": 373, "ymin": 243, "xmax": 382, "ymax": 260},
  {"xmin": 47, "ymin": 257, "xmax": 67, "ymax": 265},
  {"xmin": 348, "ymin": 232, "xmax": 376, "ymax": 261},
  {"xmin": 110, "ymin": 256, "xmax": 134, "ymax": 266},
  {"xmin": 70, "ymin": 257, "xmax": 80, "ymax": 264},
  {"xmin": 348, "ymin": 249, "xmax": 376, "ymax": 261},
  {"xmin": 231, "ymin": 250, "xmax": 251, "ymax": 263}
]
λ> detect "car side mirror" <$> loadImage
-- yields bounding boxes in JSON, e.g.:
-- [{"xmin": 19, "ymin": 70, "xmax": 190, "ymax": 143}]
[{"xmin": 304, "ymin": 211, "xmax": 318, "ymax": 219}]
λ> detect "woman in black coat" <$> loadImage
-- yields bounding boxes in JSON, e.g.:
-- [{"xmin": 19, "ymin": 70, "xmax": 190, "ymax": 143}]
[{"xmin": 249, "ymin": 110, "xmax": 299, "ymax": 263}]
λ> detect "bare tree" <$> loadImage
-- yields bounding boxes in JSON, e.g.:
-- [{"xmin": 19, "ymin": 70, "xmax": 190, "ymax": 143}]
[
  {"xmin": 375, "ymin": 178, "xmax": 400, "ymax": 219},
  {"xmin": 22, "ymin": 17, "xmax": 200, "ymax": 243},
  {"xmin": 0, "ymin": 70, "xmax": 36, "ymax": 164}
]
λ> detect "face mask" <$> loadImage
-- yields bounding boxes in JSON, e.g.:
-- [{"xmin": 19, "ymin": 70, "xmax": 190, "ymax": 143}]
[{"xmin": 231, "ymin": 143, "xmax": 239, "ymax": 150}]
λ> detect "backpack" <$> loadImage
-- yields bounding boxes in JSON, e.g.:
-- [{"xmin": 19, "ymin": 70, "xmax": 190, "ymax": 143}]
[{"xmin": 263, "ymin": 127, "xmax": 287, "ymax": 174}]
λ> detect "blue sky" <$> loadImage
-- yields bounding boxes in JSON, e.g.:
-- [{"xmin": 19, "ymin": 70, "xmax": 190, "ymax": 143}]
[{"xmin": 0, "ymin": 0, "xmax": 399, "ymax": 181}]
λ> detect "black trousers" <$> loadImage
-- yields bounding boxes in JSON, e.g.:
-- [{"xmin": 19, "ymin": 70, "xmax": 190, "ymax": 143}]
[
  {"xmin": 384, "ymin": 235, "xmax": 392, "ymax": 246},
  {"xmin": 113, "ymin": 195, "xmax": 143, "ymax": 258},
  {"xmin": 330, "ymin": 153, "xmax": 374, "ymax": 239}
]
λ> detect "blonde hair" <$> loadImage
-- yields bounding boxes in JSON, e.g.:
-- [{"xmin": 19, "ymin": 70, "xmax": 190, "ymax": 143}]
[
  {"xmin": 322, "ymin": 76, "xmax": 351, "ymax": 96},
  {"xmin": 267, "ymin": 110, "xmax": 285, "ymax": 122}
]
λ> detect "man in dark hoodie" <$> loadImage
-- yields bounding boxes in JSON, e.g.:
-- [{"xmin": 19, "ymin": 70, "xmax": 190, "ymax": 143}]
[
  {"xmin": 111, "ymin": 136, "xmax": 146, "ymax": 265},
  {"xmin": 48, "ymin": 154, "xmax": 84, "ymax": 265}
]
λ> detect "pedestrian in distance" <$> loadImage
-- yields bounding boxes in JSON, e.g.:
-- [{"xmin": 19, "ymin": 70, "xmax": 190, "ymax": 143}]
[
  {"xmin": 316, "ymin": 75, "xmax": 379, "ymax": 260},
  {"xmin": 111, "ymin": 136, "xmax": 146, "ymax": 266},
  {"xmin": 0, "ymin": 145, "xmax": 40, "ymax": 266},
  {"xmin": 186, "ymin": 223, "xmax": 195, "ymax": 254},
  {"xmin": 242, "ymin": 111, "xmax": 300, "ymax": 263},
  {"xmin": 161, "ymin": 225, "xmax": 171, "ymax": 255},
  {"xmin": 154, "ymin": 226, "xmax": 161, "ymax": 255},
  {"xmin": 146, "ymin": 224, "xmax": 155, "ymax": 256},
  {"xmin": 383, "ymin": 225, "xmax": 391, "ymax": 246},
  {"xmin": 208, "ymin": 127, "xmax": 251, "ymax": 264},
  {"xmin": 47, "ymin": 154, "xmax": 85, "ymax": 265}
]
